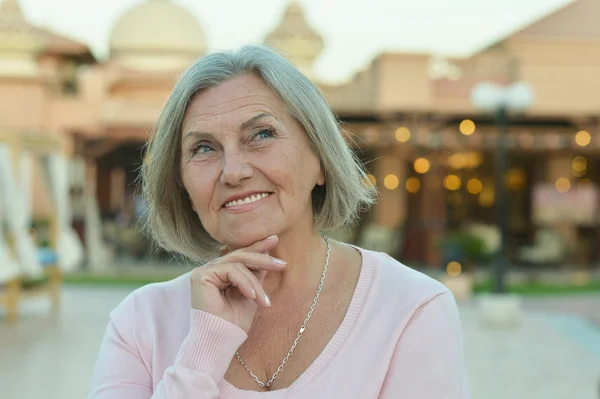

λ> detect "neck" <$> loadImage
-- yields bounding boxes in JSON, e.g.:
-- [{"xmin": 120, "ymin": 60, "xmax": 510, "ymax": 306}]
[{"xmin": 263, "ymin": 221, "xmax": 327, "ymax": 300}]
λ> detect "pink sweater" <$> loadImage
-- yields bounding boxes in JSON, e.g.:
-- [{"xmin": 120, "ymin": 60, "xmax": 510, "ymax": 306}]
[{"xmin": 89, "ymin": 248, "xmax": 470, "ymax": 398}]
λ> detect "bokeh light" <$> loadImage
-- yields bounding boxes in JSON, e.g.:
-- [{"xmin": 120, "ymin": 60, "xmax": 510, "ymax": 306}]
[
  {"xmin": 394, "ymin": 127, "xmax": 411, "ymax": 142},
  {"xmin": 555, "ymin": 177, "xmax": 571, "ymax": 193},
  {"xmin": 443, "ymin": 174, "xmax": 462, "ymax": 191},
  {"xmin": 466, "ymin": 178, "xmax": 483, "ymax": 194},
  {"xmin": 384, "ymin": 174, "xmax": 399, "ymax": 190},
  {"xmin": 505, "ymin": 168, "xmax": 526, "ymax": 189},
  {"xmin": 572, "ymin": 156, "xmax": 587, "ymax": 177},
  {"xmin": 363, "ymin": 174, "xmax": 377, "ymax": 186},
  {"xmin": 405, "ymin": 177, "xmax": 421, "ymax": 193},
  {"xmin": 414, "ymin": 158, "xmax": 431, "ymax": 174},
  {"xmin": 459, "ymin": 119, "xmax": 476, "ymax": 136},
  {"xmin": 446, "ymin": 261, "xmax": 462, "ymax": 277},
  {"xmin": 479, "ymin": 189, "xmax": 495, "ymax": 207},
  {"xmin": 575, "ymin": 130, "xmax": 591, "ymax": 147},
  {"xmin": 448, "ymin": 153, "xmax": 467, "ymax": 169}
]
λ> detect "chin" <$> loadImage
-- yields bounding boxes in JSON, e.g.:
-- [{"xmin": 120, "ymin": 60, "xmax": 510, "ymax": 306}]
[{"xmin": 220, "ymin": 225, "xmax": 280, "ymax": 249}]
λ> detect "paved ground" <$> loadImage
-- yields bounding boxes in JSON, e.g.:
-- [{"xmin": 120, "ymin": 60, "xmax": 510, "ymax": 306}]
[
  {"xmin": 1, "ymin": 285, "xmax": 599, "ymax": 399},
  {"xmin": 461, "ymin": 297, "xmax": 600, "ymax": 399}
]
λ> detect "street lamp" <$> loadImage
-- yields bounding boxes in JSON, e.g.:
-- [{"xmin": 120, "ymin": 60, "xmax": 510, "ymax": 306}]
[{"xmin": 471, "ymin": 82, "xmax": 534, "ymax": 293}]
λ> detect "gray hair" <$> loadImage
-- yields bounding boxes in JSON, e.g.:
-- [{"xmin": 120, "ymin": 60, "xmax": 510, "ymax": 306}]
[{"xmin": 141, "ymin": 45, "xmax": 376, "ymax": 262}]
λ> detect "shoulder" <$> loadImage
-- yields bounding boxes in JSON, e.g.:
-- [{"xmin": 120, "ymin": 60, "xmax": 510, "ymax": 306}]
[
  {"xmin": 359, "ymin": 247, "xmax": 449, "ymax": 300},
  {"xmin": 111, "ymin": 272, "xmax": 191, "ymax": 317},
  {"xmin": 109, "ymin": 272, "xmax": 192, "ymax": 346},
  {"xmin": 355, "ymin": 247, "xmax": 453, "ymax": 320}
]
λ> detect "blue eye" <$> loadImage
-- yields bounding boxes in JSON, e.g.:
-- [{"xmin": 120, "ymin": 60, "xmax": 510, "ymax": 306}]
[
  {"xmin": 254, "ymin": 128, "xmax": 275, "ymax": 140},
  {"xmin": 191, "ymin": 143, "xmax": 213, "ymax": 155}
]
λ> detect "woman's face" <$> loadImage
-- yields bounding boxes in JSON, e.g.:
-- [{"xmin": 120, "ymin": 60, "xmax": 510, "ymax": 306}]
[{"xmin": 180, "ymin": 74, "xmax": 324, "ymax": 248}]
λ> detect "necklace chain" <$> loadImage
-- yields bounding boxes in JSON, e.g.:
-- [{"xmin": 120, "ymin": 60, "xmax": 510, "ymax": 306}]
[{"xmin": 235, "ymin": 233, "xmax": 331, "ymax": 388}]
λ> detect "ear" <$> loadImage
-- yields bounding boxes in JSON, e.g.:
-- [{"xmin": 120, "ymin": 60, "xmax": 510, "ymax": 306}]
[
  {"xmin": 316, "ymin": 166, "xmax": 325, "ymax": 186},
  {"xmin": 188, "ymin": 193, "xmax": 197, "ymax": 212}
]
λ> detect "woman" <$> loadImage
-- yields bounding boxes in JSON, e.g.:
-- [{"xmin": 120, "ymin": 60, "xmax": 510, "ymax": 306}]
[{"xmin": 89, "ymin": 45, "xmax": 470, "ymax": 398}]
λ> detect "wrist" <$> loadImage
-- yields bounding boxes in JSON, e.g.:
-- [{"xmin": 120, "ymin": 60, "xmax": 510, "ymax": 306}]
[{"xmin": 177, "ymin": 310, "xmax": 248, "ymax": 380}]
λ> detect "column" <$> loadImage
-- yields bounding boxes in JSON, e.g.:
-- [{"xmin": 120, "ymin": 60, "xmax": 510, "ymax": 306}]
[
  {"xmin": 420, "ymin": 158, "xmax": 447, "ymax": 266},
  {"xmin": 374, "ymin": 154, "xmax": 406, "ymax": 228},
  {"xmin": 544, "ymin": 154, "xmax": 578, "ymax": 259},
  {"xmin": 359, "ymin": 153, "xmax": 407, "ymax": 255},
  {"xmin": 84, "ymin": 159, "xmax": 112, "ymax": 271},
  {"xmin": 109, "ymin": 167, "xmax": 125, "ymax": 212}
]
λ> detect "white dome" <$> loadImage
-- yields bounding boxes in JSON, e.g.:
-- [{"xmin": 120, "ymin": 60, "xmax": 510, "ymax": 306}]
[{"xmin": 109, "ymin": 0, "xmax": 206, "ymax": 71}]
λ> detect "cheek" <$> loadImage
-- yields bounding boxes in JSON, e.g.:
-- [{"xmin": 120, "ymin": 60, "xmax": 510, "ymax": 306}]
[
  {"xmin": 268, "ymin": 147, "xmax": 300, "ymax": 186},
  {"xmin": 294, "ymin": 148, "xmax": 321, "ymax": 187},
  {"xmin": 181, "ymin": 163, "xmax": 216, "ymax": 213},
  {"xmin": 273, "ymin": 146, "xmax": 321, "ymax": 199}
]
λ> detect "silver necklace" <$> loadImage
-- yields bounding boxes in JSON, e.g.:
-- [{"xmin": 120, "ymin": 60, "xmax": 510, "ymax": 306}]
[{"xmin": 235, "ymin": 233, "xmax": 331, "ymax": 388}]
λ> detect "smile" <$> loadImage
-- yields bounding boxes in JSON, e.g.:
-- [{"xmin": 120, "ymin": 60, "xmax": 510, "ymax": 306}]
[{"xmin": 224, "ymin": 192, "xmax": 272, "ymax": 208}]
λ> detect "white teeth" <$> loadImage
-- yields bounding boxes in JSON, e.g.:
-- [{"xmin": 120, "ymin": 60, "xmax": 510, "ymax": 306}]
[{"xmin": 225, "ymin": 193, "xmax": 270, "ymax": 208}]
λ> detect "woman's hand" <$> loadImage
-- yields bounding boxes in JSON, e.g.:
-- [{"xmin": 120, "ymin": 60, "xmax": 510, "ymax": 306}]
[{"xmin": 190, "ymin": 235, "xmax": 285, "ymax": 333}]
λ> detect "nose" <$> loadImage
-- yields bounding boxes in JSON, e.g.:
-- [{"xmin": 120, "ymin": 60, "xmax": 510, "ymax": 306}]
[{"xmin": 220, "ymin": 152, "xmax": 253, "ymax": 186}]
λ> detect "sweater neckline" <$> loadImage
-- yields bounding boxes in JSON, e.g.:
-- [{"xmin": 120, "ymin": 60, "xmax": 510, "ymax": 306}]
[{"xmin": 217, "ymin": 246, "xmax": 376, "ymax": 398}]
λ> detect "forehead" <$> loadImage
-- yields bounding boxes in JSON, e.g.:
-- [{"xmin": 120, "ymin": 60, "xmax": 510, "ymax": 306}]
[{"xmin": 183, "ymin": 74, "xmax": 284, "ymax": 126}]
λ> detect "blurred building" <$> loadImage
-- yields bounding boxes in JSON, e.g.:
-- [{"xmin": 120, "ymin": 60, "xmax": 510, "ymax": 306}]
[{"xmin": 1, "ymin": 0, "xmax": 599, "ymax": 268}]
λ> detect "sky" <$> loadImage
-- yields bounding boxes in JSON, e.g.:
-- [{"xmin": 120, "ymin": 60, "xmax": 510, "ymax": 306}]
[{"xmin": 18, "ymin": 0, "xmax": 574, "ymax": 83}]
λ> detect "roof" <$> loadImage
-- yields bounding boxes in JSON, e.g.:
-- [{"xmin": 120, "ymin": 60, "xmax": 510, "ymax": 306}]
[
  {"xmin": 473, "ymin": 0, "xmax": 600, "ymax": 54},
  {"xmin": 511, "ymin": 0, "xmax": 600, "ymax": 40},
  {"xmin": 109, "ymin": 0, "xmax": 205, "ymax": 55},
  {"xmin": 39, "ymin": 28, "xmax": 96, "ymax": 62},
  {"xmin": 0, "ymin": 0, "xmax": 94, "ymax": 62}
]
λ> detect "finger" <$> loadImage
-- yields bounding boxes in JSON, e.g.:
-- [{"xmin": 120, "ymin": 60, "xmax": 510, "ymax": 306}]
[
  {"xmin": 223, "ymin": 269, "xmax": 258, "ymax": 302},
  {"xmin": 244, "ymin": 235, "xmax": 279, "ymax": 254},
  {"xmin": 235, "ymin": 264, "xmax": 271, "ymax": 307},
  {"xmin": 205, "ymin": 267, "xmax": 250, "ymax": 292},
  {"xmin": 225, "ymin": 251, "xmax": 286, "ymax": 272},
  {"xmin": 255, "ymin": 270, "xmax": 268, "ymax": 285}
]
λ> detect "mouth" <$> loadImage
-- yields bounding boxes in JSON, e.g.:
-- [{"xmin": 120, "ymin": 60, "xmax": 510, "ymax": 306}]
[{"xmin": 223, "ymin": 192, "xmax": 272, "ymax": 208}]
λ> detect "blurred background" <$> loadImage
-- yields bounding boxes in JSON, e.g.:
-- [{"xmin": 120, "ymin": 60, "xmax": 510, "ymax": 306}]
[{"xmin": 1, "ymin": 0, "xmax": 599, "ymax": 398}]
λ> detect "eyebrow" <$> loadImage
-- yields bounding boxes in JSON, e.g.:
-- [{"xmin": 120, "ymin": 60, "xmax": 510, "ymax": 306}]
[
  {"xmin": 182, "ymin": 112, "xmax": 276, "ymax": 142},
  {"xmin": 240, "ymin": 112, "xmax": 275, "ymax": 130}
]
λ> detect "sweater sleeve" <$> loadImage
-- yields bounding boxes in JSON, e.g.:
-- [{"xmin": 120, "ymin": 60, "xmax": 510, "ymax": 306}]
[
  {"xmin": 89, "ymin": 293, "xmax": 248, "ymax": 398},
  {"xmin": 379, "ymin": 292, "xmax": 471, "ymax": 399}
]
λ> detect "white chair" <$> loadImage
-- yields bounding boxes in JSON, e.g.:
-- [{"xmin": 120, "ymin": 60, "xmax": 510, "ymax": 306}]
[
  {"xmin": 358, "ymin": 223, "xmax": 403, "ymax": 255},
  {"xmin": 519, "ymin": 228, "xmax": 567, "ymax": 265},
  {"xmin": 0, "ymin": 135, "xmax": 83, "ymax": 322}
]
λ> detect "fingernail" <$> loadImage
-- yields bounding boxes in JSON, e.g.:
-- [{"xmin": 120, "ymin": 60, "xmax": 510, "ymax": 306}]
[
  {"xmin": 251, "ymin": 288, "xmax": 256, "ymax": 299},
  {"xmin": 273, "ymin": 257, "xmax": 287, "ymax": 266},
  {"xmin": 265, "ymin": 294, "xmax": 271, "ymax": 307},
  {"xmin": 266, "ymin": 235, "xmax": 277, "ymax": 241}
]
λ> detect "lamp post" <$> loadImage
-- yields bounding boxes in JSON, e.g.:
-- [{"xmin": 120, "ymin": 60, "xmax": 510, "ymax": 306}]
[{"xmin": 471, "ymin": 82, "xmax": 534, "ymax": 294}]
